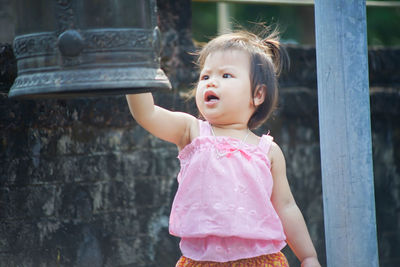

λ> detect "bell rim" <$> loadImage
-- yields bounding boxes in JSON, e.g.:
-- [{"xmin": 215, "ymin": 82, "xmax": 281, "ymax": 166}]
[
  {"xmin": 8, "ymin": 67, "xmax": 172, "ymax": 99},
  {"xmin": 8, "ymin": 82, "xmax": 171, "ymax": 99}
]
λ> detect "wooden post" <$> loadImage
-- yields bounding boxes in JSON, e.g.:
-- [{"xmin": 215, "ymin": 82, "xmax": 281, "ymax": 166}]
[{"xmin": 314, "ymin": 1, "xmax": 379, "ymax": 266}]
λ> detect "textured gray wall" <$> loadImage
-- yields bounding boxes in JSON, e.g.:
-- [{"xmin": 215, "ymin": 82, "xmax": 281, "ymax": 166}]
[{"xmin": 0, "ymin": 95, "xmax": 181, "ymax": 266}]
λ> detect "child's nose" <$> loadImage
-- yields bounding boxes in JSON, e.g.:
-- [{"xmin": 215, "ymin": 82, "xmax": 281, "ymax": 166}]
[{"xmin": 206, "ymin": 78, "xmax": 217, "ymax": 88}]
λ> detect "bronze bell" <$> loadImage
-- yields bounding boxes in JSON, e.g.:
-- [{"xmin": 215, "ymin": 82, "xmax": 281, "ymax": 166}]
[{"xmin": 9, "ymin": 0, "xmax": 171, "ymax": 98}]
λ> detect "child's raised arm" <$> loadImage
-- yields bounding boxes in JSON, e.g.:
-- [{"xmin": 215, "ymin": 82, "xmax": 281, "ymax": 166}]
[{"xmin": 126, "ymin": 93, "xmax": 197, "ymax": 149}]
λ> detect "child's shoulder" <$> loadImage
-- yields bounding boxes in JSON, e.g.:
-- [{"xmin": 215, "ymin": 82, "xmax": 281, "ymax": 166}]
[
  {"xmin": 177, "ymin": 114, "xmax": 199, "ymax": 151},
  {"xmin": 189, "ymin": 118, "xmax": 200, "ymax": 140},
  {"xmin": 267, "ymin": 140, "xmax": 286, "ymax": 167}
]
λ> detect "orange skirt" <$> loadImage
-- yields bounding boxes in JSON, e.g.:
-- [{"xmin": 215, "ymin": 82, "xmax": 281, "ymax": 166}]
[{"xmin": 176, "ymin": 252, "xmax": 289, "ymax": 267}]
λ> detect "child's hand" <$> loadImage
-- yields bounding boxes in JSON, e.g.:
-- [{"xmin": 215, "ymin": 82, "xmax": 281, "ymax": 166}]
[{"xmin": 301, "ymin": 257, "xmax": 321, "ymax": 267}]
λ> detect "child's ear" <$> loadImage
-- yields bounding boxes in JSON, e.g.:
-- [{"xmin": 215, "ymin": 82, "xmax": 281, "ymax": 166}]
[{"xmin": 253, "ymin": 85, "xmax": 266, "ymax": 107}]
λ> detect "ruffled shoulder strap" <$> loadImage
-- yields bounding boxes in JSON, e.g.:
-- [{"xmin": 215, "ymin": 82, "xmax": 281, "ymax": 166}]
[
  {"xmin": 198, "ymin": 119, "xmax": 212, "ymax": 136},
  {"xmin": 258, "ymin": 134, "xmax": 274, "ymax": 154}
]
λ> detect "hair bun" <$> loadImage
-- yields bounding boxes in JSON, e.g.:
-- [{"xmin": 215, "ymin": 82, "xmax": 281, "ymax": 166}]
[{"xmin": 262, "ymin": 33, "xmax": 289, "ymax": 77}]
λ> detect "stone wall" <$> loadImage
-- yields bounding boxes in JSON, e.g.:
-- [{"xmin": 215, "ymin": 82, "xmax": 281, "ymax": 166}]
[
  {"xmin": 1, "ymin": 0, "xmax": 400, "ymax": 266},
  {"xmin": 0, "ymin": 94, "xmax": 186, "ymax": 267}
]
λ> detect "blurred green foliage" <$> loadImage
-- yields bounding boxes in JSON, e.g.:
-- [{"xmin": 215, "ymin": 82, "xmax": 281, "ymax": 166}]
[
  {"xmin": 192, "ymin": 1, "xmax": 400, "ymax": 46},
  {"xmin": 367, "ymin": 4, "xmax": 400, "ymax": 46}
]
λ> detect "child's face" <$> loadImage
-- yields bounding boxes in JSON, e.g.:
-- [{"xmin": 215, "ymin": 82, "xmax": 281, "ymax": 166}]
[{"xmin": 196, "ymin": 49, "xmax": 255, "ymax": 126}]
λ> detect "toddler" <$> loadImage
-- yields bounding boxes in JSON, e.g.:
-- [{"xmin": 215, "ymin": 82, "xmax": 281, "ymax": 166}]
[{"xmin": 126, "ymin": 28, "xmax": 320, "ymax": 267}]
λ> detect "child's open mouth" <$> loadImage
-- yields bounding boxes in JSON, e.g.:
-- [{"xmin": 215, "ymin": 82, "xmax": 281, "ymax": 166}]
[{"xmin": 204, "ymin": 91, "xmax": 220, "ymax": 103}]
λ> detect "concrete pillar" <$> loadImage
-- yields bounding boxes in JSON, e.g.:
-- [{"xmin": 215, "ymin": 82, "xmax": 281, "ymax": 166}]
[
  {"xmin": 314, "ymin": 1, "xmax": 379, "ymax": 266},
  {"xmin": 217, "ymin": 2, "xmax": 231, "ymax": 34}
]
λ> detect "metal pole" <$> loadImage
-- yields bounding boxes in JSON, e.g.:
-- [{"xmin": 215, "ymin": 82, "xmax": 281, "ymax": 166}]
[{"xmin": 314, "ymin": 1, "xmax": 379, "ymax": 266}]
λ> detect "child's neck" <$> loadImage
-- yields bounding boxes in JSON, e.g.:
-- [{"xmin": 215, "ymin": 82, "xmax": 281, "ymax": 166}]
[
  {"xmin": 210, "ymin": 123, "xmax": 250, "ymax": 139},
  {"xmin": 209, "ymin": 122, "xmax": 260, "ymax": 146},
  {"xmin": 209, "ymin": 122, "xmax": 248, "ymax": 131}
]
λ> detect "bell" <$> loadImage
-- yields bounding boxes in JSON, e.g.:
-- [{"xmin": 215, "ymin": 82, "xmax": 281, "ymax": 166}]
[{"xmin": 8, "ymin": 0, "xmax": 171, "ymax": 98}]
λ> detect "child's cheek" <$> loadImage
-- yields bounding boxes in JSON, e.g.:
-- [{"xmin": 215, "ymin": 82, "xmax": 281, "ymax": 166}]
[{"xmin": 195, "ymin": 91, "xmax": 203, "ymax": 108}]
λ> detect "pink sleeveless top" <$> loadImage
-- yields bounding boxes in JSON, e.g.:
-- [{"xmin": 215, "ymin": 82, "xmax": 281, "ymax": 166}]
[{"xmin": 169, "ymin": 120, "xmax": 286, "ymax": 262}]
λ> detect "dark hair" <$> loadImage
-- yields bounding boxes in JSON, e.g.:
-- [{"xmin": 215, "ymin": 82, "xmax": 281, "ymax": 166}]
[{"xmin": 195, "ymin": 27, "xmax": 289, "ymax": 129}]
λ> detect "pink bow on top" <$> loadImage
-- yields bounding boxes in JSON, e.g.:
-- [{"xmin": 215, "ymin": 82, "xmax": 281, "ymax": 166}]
[{"xmin": 214, "ymin": 143, "xmax": 252, "ymax": 161}]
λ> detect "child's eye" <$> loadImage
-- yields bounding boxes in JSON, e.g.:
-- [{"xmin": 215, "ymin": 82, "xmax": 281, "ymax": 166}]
[
  {"xmin": 201, "ymin": 75, "xmax": 209, "ymax": 80},
  {"xmin": 223, "ymin": 73, "xmax": 232, "ymax": 78}
]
